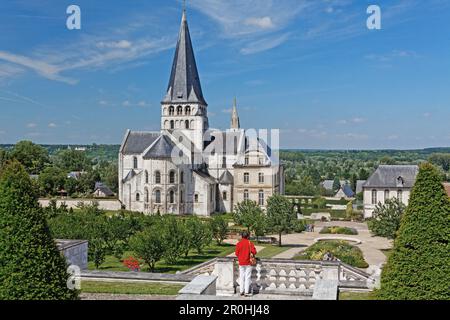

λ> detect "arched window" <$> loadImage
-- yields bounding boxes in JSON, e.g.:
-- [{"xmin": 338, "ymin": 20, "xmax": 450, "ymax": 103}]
[
  {"xmin": 244, "ymin": 190, "xmax": 249, "ymax": 201},
  {"xmin": 145, "ymin": 188, "xmax": 149, "ymax": 203},
  {"xmin": 372, "ymin": 189, "xmax": 377, "ymax": 205},
  {"xmin": 136, "ymin": 193, "xmax": 140, "ymax": 202},
  {"xmin": 223, "ymin": 191, "xmax": 227, "ymax": 201},
  {"xmin": 145, "ymin": 170, "xmax": 149, "ymax": 184},
  {"xmin": 190, "ymin": 120, "xmax": 195, "ymax": 129},
  {"xmin": 169, "ymin": 171, "xmax": 176, "ymax": 184},
  {"xmin": 185, "ymin": 106, "xmax": 191, "ymax": 115},
  {"xmin": 185, "ymin": 120, "xmax": 190, "ymax": 129},
  {"xmin": 244, "ymin": 173, "xmax": 250, "ymax": 184},
  {"xmin": 155, "ymin": 171, "xmax": 161, "ymax": 184},
  {"xmin": 177, "ymin": 106, "xmax": 183, "ymax": 115},
  {"xmin": 170, "ymin": 120, "xmax": 175, "ymax": 130},
  {"xmin": 180, "ymin": 190, "xmax": 184, "ymax": 203},
  {"xmin": 258, "ymin": 190, "xmax": 265, "ymax": 206},
  {"xmin": 133, "ymin": 157, "xmax": 138, "ymax": 169},
  {"xmin": 180, "ymin": 171, "xmax": 184, "ymax": 184},
  {"xmin": 169, "ymin": 190, "xmax": 175, "ymax": 204},
  {"xmin": 234, "ymin": 137, "xmax": 238, "ymax": 154},
  {"xmin": 155, "ymin": 190, "xmax": 161, "ymax": 204},
  {"xmin": 397, "ymin": 190, "xmax": 403, "ymax": 201},
  {"xmin": 169, "ymin": 106, "xmax": 175, "ymax": 116},
  {"xmin": 384, "ymin": 189, "xmax": 389, "ymax": 202},
  {"xmin": 194, "ymin": 194, "xmax": 199, "ymax": 203}
]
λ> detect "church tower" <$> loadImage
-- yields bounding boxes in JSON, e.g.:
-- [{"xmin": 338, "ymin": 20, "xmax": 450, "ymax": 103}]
[
  {"xmin": 161, "ymin": 9, "xmax": 209, "ymax": 152},
  {"xmin": 230, "ymin": 97, "xmax": 240, "ymax": 130}
]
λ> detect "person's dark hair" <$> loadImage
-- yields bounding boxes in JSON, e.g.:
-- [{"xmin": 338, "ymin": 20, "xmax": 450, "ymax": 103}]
[{"xmin": 241, "ymin": 231, "xmax": 249, "ymax": 239}]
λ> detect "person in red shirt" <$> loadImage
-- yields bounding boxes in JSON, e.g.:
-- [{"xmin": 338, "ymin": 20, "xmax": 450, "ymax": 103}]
[{"xmin": 235, "ymin": 231, "xmax": 257, "ymax": 296}]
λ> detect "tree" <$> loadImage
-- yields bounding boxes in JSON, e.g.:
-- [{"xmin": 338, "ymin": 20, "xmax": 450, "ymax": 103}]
[
  {"xmin": 55, "ymin": 149, "xmax": 91, "ymax": 172},
  {"xmin": 89, "ymin": 239, "xmax": 106, "ymax": 269},
  {"xmin": 367, "ymin": 198, "xmax": 406, "ymax": 239},
  {"xmin": 429, "ymin": 153, "xmax": 450, "ymax": 172},
  {"xmin": 350, "ymin": 173, "xmax": 358, "ymax": 193},
  {"xmin": 185, "ymin": 217, "xmax": 212, "ymax": 254},
  {"xmin": 160, "ymin": 215, "xmax": 187, "ymax": 264},
  {"xmin": 332, "ymin": 177, "xmax": 341, "ymax": 192},
  {"xmin": 358, "ymin": 168, "xmax": 370, "ymax": 180},
  {"xmin": 38, "ymin": 166, "xmax": 67, "ymax": 196},
  {"xmin": 233, "ymin": 200, "xmax": 264, "ymax": 234},
  {"xmin": 129, "ymin": 226, "xmax": 164, "ymax": 272},
  {"xmin": 210, "ymin": 215, "xmax": 229, "ymax": 245},
  {"xmin": 0, "ymin": 148, "xmax": 9, "ymax": 172},
  {"xmin": 378, "ymin": 163, "xmax": 450, "ymax": 300},
  {"xmin": 9, "ymin": 141, "xmax": 49, "ymax": 174},
  {"xmin": 266, "ymin": 194, "xmax": 297, "ymax": 246},
  {"xmin": 0, "ymin": 160, "xmax": 77, "ymax": 300}
]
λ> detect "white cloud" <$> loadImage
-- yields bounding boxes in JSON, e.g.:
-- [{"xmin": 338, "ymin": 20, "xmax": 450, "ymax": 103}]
[
  {"xmin": 338, "ymin": 117, "xmax": 366, "ymax": 125},
  {"xmin": 48, "ymin": 123, "xmax": 57, "ymax": 128},
  {"xmin": 244, "ymin": 17, "xmax": 274, "ymax": 30},
  {"xmin": 240, "ymin": 33, "xmax": 290, "ymax": 55},
  {"xmin": 97, "ymin": 40, "xmax": 132, "ymax": 49},
  {"xmin": 26, "ymin": 123, "xmax": 37, "ymax": 128}
]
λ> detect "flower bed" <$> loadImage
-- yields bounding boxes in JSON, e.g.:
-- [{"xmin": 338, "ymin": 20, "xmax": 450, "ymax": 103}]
[
  {"xmin": 294, "ymin": 240, "xmax": 368, "ymax": 268},
  {"xmin": 319, "ymin": 226, "xmax": 358, "ymax": 235}
]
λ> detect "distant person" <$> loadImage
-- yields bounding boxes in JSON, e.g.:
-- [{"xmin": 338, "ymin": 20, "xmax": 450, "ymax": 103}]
[{"xmin": 235, "ymin": 231, "xmax": 257, "ymax": 297}]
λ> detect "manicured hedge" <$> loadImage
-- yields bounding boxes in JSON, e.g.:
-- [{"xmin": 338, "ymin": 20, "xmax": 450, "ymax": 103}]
[
  {"xmin": 319, "ymin": 226, "xmax": 358, "ymax": 235},
  {"xmin": 378, "ymin": 163, "xmax": 450, "ymax": 300}
]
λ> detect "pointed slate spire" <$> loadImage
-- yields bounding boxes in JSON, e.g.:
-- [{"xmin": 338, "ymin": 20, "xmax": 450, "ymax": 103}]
[
  {"xmin": 231, "ymin": 97, "xmax": 240, "ymax": 129},
  {"xmin": 163, "ymin": 10, "xmax": 207, "ymax": 105}
]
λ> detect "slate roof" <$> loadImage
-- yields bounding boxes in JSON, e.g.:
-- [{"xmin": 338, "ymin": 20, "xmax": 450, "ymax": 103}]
[
  {"xmin": 321, "ymin": 180, "xmax": 348, "ymax": 191},
  {"xmin": 122, "ymin": 169, "xmax": 137, "ymax": 183},
  {"xmin": 143, "ymin": 135, "xmax": 176, "ymax": 159},
  {"xmin": 363, "ymin": 165, "xmax": 419, "ymax": 188},
  {"xmin": 194, "ymin": 170, "xmax": 217, "ymax": 184},
  {"xmin": 163, "ymin": 11, "xmax": 206, "ymax": 105},
  {"xmin": 219, "ymin": 170, "xmax": 234, "ymax": 185},
  {"xmin": 356, "ymin": 180, "xmax": 366, "ymax": 194},
  {"xmin": 342, "ymin": 184, "xmax": 355, "ymax": 198},
  {"xmin": 95, "ymin": 185, "xmax": 114, "ymax": 197},
  {"xmin": 121, "ymin": 131, "xmax": 161, "ymax": 155}
]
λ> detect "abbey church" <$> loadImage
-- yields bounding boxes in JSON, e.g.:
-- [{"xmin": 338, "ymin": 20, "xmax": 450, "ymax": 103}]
[{"xmin": 118, "ymin": 10, "xmax": 285, "ymax": 216}]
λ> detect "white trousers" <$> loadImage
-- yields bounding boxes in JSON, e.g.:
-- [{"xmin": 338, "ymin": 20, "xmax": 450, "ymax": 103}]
[{"xmin": 239, "ymin": 265, "xmax": 253, "ymax": 294}]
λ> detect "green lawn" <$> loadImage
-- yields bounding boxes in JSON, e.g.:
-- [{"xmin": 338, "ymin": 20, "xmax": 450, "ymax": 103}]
[
  {"xmin": 81, "ymin": 281, "xmax": 183, "ymax": 295},
  {"xmin": 256, "ymin": 244, "xmax": 294, "ymax": 259},
  {"xmin": 339, "ymin": 291, "xmax": 376, "ymax": 300},
  {"xmin": 89, "ymin": 243, "xmax": 236, "ymax": 273}
]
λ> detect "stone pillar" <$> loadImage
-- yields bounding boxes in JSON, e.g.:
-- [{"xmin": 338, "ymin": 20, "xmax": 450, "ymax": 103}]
[{"xmin": 214, "ymin": 258, "xmax": 236, "ymax": 296}]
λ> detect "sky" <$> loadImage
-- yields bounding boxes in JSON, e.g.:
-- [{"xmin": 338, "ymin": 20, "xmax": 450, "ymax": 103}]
[{"xmin": 0, "ymin": 0, "xmax": 449, "ymax": 149}]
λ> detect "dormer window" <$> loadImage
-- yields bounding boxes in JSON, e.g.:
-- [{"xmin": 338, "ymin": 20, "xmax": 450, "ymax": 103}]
[{"xmin": 397, "ymin": 176, "xmax": 404, "ymax": 187}]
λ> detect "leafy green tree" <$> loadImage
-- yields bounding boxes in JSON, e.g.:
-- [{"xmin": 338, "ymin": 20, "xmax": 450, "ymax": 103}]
[
  {"xmin": 0, "ymin": 148, "xmax": 9, "ymax": 172},
  {"xmin": 0, "ymin": 160, "xmax": 77, "ymax": 300},
  {"xmin": 9, "ymin": 141, "xmax": 49, "ymax": 174},
  {"xmin": 38, "ymin": 166, "xmax": 67, "ymax": 196},
  {"xmin": 210, "ymin": 215, "xmax": 229, "ymax": 245},
  {"xmin": 266, "ymin": 194, "xmax": 297, "ymax": 246},
  {"xmin": 185, "ymin": 217, "xmax": 212, "ymax": 254},
  {"xmin": 89, "ymin": 239, "xmax": 106, "ymax": 269},
  {"xmin": 332, "ymin": 177, "xmax": 341, "ymax": 191},
  {"xmin": 55, "ymin": 149, "xmax": 91, "ymax": 172},
  {"xmin": 350, "ymin": 173, "xmax": 358, "ymax": 193},
  {"xmin": 367, "ymin": 198, "xmax": 406, "ymax": 239},
  {"xmin": 358, "ymin": 168, "xmax": 370, "ymax": 180},
  {"xmin": 378, "ymin": 163, "xmax": 450, "ymax": 300},
  {"xmin": 429, "ymin": 153, "xmax": 450, "ymax": 172},
  {"xmin": 296, "ymin": 175, "xmax": 318, "ymax": 196},
  {"xmin": 233, "ymin": 200, "xmax": 263, "ymax": 233},
  {"xmin": 129, "ymin": 225, "xmax": 165, "ymax": 272},
  {"xmin": 160, "ymin": 215, "xmax": 187, "ymax": 264},
  {"xmin": 98, "ymin": 161, "xmax": 119, "ymax": 193}
]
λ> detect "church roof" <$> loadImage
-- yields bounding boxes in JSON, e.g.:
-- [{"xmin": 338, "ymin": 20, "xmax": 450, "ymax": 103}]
[
  {"xmin": 194, "ymin": 170, "xmax": 217, "ymax": 184},
  {"xmin": 163, "ymin": 11, "xmax": 206, "ymax": 105},
  {"xmin": 219, "ymin": 170, "xmax": 234, "ymax": 185},
  {"xmin": 143, "ymin": 135, "xmax": 176, "ymax": 159},
  {"xmin": 363, "ymin": 165, "xmax": 419, "ymax": 188},
  {"xmin": 122, "ymin": 169, "xmax": 137, "ymax": 183},
  {"xmin": 120, "ymin": 131, "xmax": 161, "ymax": 155}
]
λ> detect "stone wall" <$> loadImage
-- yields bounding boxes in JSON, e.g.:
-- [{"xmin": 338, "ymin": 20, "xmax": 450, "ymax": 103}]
[
  {"xmin": 40, "ymin": 199, "xmax": 122, "ymax": 211},
  {"xmin": 56, "ymin": 240, "xmax": 88, "ymax": 270}
]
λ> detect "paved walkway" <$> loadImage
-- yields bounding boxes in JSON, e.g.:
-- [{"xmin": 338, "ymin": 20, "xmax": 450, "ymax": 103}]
[{"xmin": 269, "ymin": 221, "xmax": 392, "ymax": 269}]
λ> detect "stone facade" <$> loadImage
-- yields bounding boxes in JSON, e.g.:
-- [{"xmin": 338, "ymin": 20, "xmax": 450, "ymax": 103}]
[{"xmin": 118, "ymin": 10, "xmax": 284, "ymax": 216}]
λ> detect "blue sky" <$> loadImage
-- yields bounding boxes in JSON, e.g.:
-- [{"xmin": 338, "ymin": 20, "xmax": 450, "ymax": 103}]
[{"xmin": 0, "ymin": 0, "xmax": 449, "ymax": 149}]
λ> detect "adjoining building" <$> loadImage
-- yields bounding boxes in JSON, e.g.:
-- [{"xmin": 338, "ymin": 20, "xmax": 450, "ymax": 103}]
[
  {"xmin": 118, "ymin": 10, "xmax": 284, "ymax": 216},
  {"xmin": 362, "ymin": 165, "xmax": 419, "ymax": 218}
]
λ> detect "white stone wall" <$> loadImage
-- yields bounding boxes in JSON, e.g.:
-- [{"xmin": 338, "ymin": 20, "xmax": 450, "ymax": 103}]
[
  {"xmin": 57, "ymin": 241, "xmax": 88, "ymax": 270},
  {"xmin": 39, "ymin": 199, "xmax": 122, "ymax": 211},
  {"xmin": 363, "ymin": 188, "xmax": 412, "ymax": 218}
]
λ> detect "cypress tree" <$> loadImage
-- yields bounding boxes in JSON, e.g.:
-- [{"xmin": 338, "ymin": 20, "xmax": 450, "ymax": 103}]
[
  {"xmin": 0, "ymin": 161, "xmax": 78, "ymax": 300},
  {"xmin": 378, "ymin": 163, "xmax": 450, "ymax": 300}
]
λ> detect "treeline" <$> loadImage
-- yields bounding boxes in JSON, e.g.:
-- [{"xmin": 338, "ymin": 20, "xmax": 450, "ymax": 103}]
[
  {"xmin": 0, "ymin": 141, "xmax": 118, "ymax": 197},
  {"xmin": 281, "ymin": 149, "xmax": 450, "ymax": 196}
]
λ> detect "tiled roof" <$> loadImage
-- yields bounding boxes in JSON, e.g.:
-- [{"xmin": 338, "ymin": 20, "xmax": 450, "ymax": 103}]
[{"xmin": 121, "ymin": 131, "xmax": 160, "ymax": 155}]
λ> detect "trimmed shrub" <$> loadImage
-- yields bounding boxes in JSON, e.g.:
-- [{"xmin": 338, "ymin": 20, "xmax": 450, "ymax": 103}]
[
  {"xmin": 367, "ymin": 198, "xmax": 406, "ymax": 239},
  {"xmin": 378, "ymin": 163, "xmax": 450, "ymax": 300},
  {"xmin": 0, "ymin": 161, "xmax": 78, "ymax": 300}
]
